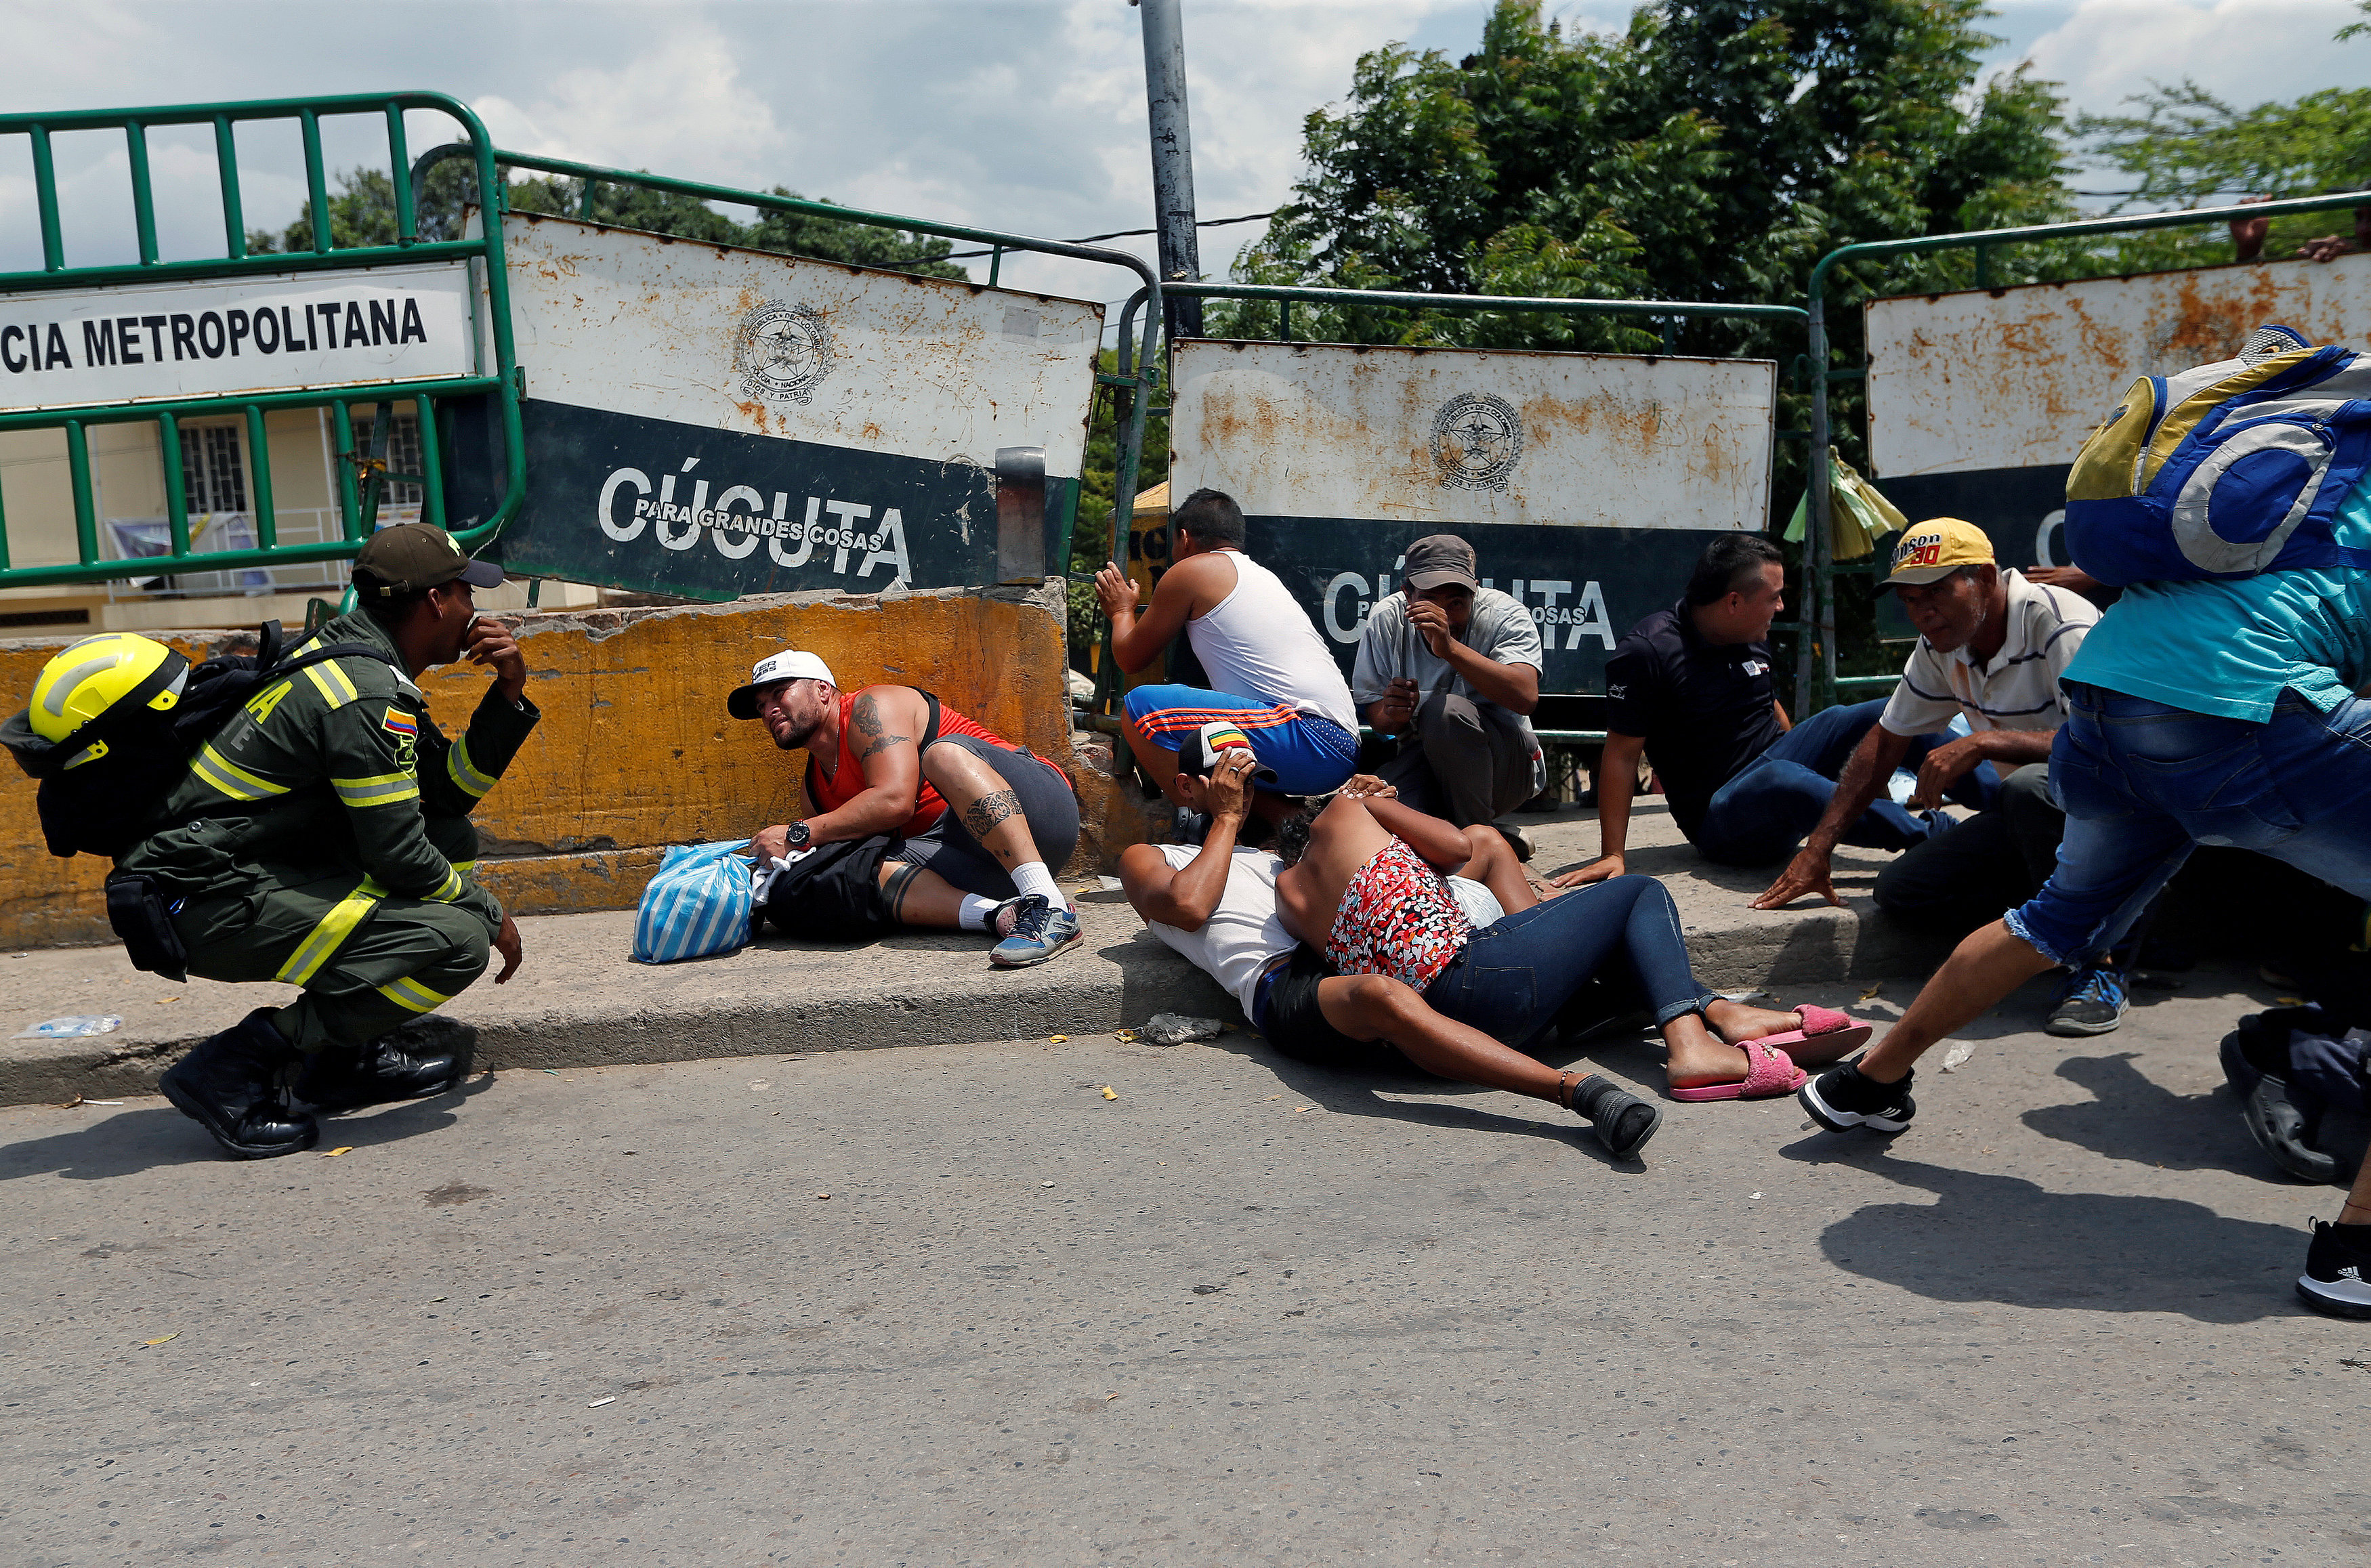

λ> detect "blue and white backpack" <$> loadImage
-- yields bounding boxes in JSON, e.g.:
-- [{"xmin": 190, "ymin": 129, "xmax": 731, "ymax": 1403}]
[{"xmin": 2063, "ymin": 324, "xmax": 2371, "ymax": 586}]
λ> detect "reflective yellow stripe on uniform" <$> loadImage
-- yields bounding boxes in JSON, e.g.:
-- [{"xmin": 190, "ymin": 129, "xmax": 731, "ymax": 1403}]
[
  {"xmin": 445, "ymin": 736, "xmax": 497, "ymax": 797},
  {"xmin": 450, "ymin": 861, "xmax": 477, "ymax": 878},
  {"xmin": 276, "ymin": 876, "xmax": 387, "ymax": 987},
  {"xmin": 375, "ymin": 975, "xmax": 453, "ymax": 1014},
  {"xmin": 333, "ymin": 771, "xmax": 421, "ymax": 809},
  {"xmin": 190, "ymin": 742, "xmax": 290, "ymax": 802},
  {"xmin": 423, "ymin": 864, "xmax": 465, "ymax": 904},
  {"xmin": 302, "ymin": 658, "xmax": 361, "ymax": 708}
]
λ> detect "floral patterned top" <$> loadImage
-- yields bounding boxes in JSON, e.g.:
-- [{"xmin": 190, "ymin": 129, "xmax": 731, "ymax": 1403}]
[{"xmin": 1323, "ymin": 838, "xmax": 1474, "ymax": 991}]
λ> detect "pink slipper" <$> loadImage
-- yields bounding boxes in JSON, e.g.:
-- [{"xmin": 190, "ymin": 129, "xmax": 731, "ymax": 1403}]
[
  {"xmin": 1744, "ymin": 1002, "xmax": 1872, "ymax": 1061},
  {"xmin": 1670, "ymin": 1035, "xmax": 1807, "ymax": 1101}
]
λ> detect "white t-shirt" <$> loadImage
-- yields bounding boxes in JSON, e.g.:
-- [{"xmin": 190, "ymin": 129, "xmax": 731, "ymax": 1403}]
[
  {"xmin": 1142, "ymin": 843, "xmax": 1502, "ymax": 1017},
  {"xmin": 1879, "ymin": 569, "xmax": 2099, "ymax": 737},
  {"xmin": 1187, "ymin": 551, "xmax": 1360, "ymax": 733}
]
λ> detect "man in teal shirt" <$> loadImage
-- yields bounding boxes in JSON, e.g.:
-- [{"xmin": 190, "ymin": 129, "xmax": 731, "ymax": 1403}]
[{"xmin": 1798, "ymin": 471, "xmax": 2371, "ymax": 1321}]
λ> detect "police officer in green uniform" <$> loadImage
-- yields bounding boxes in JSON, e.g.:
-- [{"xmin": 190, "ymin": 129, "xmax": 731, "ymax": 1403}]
[{"xmin": 127, "ymin": 524, "xmax": 539, "ymax": 1158}]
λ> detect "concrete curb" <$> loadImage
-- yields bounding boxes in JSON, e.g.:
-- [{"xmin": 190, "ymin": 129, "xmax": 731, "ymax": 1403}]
[{"xmin": 0, "ymin": 804, "xmax": 1952, "ymax": 1107}]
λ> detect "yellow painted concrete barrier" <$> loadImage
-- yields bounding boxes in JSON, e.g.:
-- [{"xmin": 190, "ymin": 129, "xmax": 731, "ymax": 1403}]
[{"xmin": 0, "ymin": 579, "xmax": 1133, "ymax": 948}]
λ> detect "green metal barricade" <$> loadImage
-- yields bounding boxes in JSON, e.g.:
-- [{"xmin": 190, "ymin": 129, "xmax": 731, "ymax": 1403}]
[
  {"xmin": 0, "ymin": 92, "xmax": 524, "ymax": 588},
  {"xmin": 0, "ymin": 95, "xmax": 1164, "ymax": 610},
  {"xmin": 1799, "ymin": 187, "xmax": 2371, "ymax": 713}
]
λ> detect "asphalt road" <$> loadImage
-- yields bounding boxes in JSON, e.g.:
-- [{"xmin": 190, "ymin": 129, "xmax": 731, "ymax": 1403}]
[{"xmin": 5, "ymin": 967, "xmax": 2366, "ymax": 1567}]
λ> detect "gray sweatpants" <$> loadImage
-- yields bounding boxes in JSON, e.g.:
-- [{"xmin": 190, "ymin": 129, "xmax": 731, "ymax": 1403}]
[{"xmin": 1376, "ymin": 693, "xmax": 1536, "ymax": 828}]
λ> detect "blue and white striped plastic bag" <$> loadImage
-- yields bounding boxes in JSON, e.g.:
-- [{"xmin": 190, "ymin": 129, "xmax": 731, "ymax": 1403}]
[{"xmin": 631, "ymin": 839, "xmax": 758, "ymax": 963}]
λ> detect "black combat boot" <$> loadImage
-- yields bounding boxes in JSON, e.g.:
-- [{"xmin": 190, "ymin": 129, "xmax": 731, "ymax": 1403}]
[
  {"xmin": 158, "ymin": 1009, "xmax": 317, "ymax": 1159},
  {"xmin": 294, "ymin": 1016, "xmax": 475, "ymax": 1114}
]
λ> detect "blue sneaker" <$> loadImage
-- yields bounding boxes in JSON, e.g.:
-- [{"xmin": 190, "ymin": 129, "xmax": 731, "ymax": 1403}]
[
  {"xmin": 2046, "ymin": 962, "xmax": 2128, "ymax": 1037},
  {"xmin": 990, "ymin": 895, "xmax": 1084, "ymax": 969}
]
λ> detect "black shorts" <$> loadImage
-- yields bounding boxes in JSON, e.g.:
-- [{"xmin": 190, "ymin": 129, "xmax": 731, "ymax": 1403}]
[
  {"xmin": 891, "ymin": 735, "xmax": 1080, "ymax": 898},
  {"xmin": 1252, "ymin": 947, "xmax": 1400, "ymax": 1071}
]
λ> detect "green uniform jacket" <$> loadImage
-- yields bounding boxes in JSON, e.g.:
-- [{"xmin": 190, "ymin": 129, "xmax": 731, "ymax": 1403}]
[{"xmin": 120, "ymin": 611, "xmax": 539, "ymax": 933}]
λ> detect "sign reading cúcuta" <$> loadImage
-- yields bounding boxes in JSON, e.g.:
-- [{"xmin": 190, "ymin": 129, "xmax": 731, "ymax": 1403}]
[{"xmin": 466, "ymin": 213, "xmax": 1104, "ymax": 600}]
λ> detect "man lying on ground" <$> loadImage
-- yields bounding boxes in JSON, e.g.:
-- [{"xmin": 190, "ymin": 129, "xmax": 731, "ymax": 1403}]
[
  {"xmin": 1094, "ymin": 488, "xmax": 1361, "ymax": 811},
  {"xmin": 1750, "ymin": 521, "xmax": 2119, "ymax": 1036},
  {"xmin": 1117, "ymin": 726, "xmax": 1664, "ymax": 1157},
  {"xmin": 1797, "ymin": 460, "xmax": 2371, "ymax": 1321},
  {"xmin": 1267, "ymin": 784, "xmax": 1870, "ymax": 1128},
  {"xmin": 728, "ymin": 649, "xmax": 1083, "ymax": 968},
  {"xmin": 1557, "ymin": 533, "xmax": 1991, "ymax": 887}
]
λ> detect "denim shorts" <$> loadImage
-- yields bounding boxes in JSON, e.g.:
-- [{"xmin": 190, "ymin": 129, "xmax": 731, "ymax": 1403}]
[{"xmin": 2007, "ymin": 683, "xmax": 2371, "ymax": 966}]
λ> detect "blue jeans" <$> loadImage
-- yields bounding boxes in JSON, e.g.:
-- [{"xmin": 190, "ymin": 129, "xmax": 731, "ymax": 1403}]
[
  {"xmin": 1423, "ymin": 875, "xmax": 1721, "ymax": 1052},
  {"xmin": 2009, "ymin": 683, "xmax": 2371, "ymax": 967},
  {"xmin": 1692, "ymin": 698, "xmax": 1998, "ymax": 866}
]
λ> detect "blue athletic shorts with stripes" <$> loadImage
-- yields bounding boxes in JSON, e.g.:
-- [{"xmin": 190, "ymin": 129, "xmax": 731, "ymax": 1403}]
[{"xmin": 1122, "ymin": 683, "xmax": 1359, "ymax": 796}]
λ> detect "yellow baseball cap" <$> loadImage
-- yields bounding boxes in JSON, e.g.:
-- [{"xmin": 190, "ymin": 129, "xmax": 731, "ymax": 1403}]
[{"xmin": 1879, "ymin": 517, "xmax": 1995, "ymax": 587}]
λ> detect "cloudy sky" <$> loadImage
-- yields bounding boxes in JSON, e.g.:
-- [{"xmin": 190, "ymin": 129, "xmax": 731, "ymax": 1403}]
[{"xmin": 3, "ymin": 0, "xmax": 2364, "ymax": 327}]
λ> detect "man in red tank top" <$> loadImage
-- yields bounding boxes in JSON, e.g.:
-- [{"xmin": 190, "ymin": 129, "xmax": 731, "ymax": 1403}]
[{"xmin": 726, "ymin": 649, "xmax": 1084, "ymax": 967}]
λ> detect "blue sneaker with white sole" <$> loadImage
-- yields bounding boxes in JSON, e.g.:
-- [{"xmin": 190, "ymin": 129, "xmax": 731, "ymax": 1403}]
[
  {"xmin": 990, "ymin": 895, "xmax": 1084, "ymax": 969},
  {"xmin": 2047, "ymin": 962, "xmax": 2128, "ymax": 1036}
]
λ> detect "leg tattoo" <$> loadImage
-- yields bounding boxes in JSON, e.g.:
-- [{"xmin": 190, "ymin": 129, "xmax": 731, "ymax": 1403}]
[
  {"xmin": 882, "ymin": 861, "xmax": 924, "ymax": 925},
  {"xmin": 961, "ymin": 789, "xmax": 1023, "ymax": 841}
]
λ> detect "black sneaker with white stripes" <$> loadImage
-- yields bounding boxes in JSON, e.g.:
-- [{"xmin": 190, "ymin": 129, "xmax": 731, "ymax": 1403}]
[
  {"xmin": 2298, "ymin": 1219, "xmax": 2371, "ymax": 1320},
  {"xmin": 1799, "ymin": 1061, "xmax": 1917, "ymax": 1134}
]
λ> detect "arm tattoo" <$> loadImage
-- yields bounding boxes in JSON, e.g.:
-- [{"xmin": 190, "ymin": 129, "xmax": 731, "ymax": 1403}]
[
  {"xmin": 961, "ymin": 788, "xmax": 1023, "ymax": 841},
  {"xmin": 850, "ymin": 692, "xmax": 910, "ymax": 760}
]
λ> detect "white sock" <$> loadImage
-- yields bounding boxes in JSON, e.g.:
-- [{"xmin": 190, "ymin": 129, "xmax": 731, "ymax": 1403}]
[
  {"xmin": 956, "ymin": 894, "xmax": 1002, "ymax": 932},
  {"xmin": 1009, "ymin": 861, "xmax": 1065, "ymax": 907}
]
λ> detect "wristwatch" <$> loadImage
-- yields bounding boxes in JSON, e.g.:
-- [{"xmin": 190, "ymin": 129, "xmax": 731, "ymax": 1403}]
[{"xmin": 784, "ymin": 821, "xmax": 812, "ymax": 849}]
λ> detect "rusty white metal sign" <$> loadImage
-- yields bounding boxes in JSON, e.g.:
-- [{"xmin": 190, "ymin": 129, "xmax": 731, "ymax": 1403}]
[
  {"xmin": 1862, "ymin": 252, "xmax": 2371, "ymax": 585},
  {"xmin": 476, "ymin": 213, "xmax": 1103, "ymax": 598},
  {"xmin": 0, "ymin": 261, "xmax": 476, "ymax": 413},
  {"xmin": 1165, "ymin": 339, "xmax": 1776, "ymax": 694},
  {"xmin": 1168, "ymin": 339, "xmax": 1776, "ymax": 530},
  {"xmin": 1866, "ymin": 251, "xmax": 2371, "ymax": 479}
]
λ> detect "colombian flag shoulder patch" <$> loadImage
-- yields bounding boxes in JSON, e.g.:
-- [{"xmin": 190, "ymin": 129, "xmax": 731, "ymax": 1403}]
[{"xmin": 381, "ymin": 706, "xmax": 418, "ymax": 738}]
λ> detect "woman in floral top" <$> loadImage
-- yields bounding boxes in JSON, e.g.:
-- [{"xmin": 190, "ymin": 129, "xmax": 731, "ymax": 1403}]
[{"xmin": 1274, "ymin": 785, "xmax": 1868, "ymax": 1105}]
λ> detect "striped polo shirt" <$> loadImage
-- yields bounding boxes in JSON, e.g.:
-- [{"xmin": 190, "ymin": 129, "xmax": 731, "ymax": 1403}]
[{"xmin": 1879, "ymin": 569, "xmax": 2099, "ymax": 736}]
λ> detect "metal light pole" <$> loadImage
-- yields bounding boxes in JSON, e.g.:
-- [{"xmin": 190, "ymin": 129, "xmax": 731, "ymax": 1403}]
[{"xmin": 1135, "ymin": 0, "xmax": 1204, "ymax": 341}]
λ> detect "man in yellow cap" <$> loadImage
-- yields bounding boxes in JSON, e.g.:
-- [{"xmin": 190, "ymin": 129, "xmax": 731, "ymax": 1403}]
[
  {"xmin": 120, "ymin": 524, "xmax": 539, "ymax": 1158},
  {"xmin": 1750, "ymin": 519, "xmax": 2107, "ymax": 1026}
]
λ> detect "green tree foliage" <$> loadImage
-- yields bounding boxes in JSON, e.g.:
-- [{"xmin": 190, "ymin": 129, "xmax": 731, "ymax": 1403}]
[
  {"xmin": 1215, "ymin": 0, "xmax": 2076, "ymax": 366},
  {"xmin": 248, "ymin": 163, "xmax": 969, "ymax": 280},
  {"xmin": 2078, "ymin": 79, "xmax": 2371, "ymax": 269}
]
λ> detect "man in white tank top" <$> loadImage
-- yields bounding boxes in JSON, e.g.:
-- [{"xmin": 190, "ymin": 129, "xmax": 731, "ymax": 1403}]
[{"xmin": 1095, "ymin": 488, "xmax": 1360, "ymax": 809}]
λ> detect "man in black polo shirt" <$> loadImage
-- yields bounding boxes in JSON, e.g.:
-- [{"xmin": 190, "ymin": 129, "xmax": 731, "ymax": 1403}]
[{"xmin": 1552, "ymin": 535, "xmax": 1985, "ymax": 884}]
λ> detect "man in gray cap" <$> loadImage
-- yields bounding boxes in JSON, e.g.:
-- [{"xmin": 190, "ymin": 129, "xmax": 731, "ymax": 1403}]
[{"xmin": 1351, "ymin": 534, "xmax": 1543, "ymax": 847}]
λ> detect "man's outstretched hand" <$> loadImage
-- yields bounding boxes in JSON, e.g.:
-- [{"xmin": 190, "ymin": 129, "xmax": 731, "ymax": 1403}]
[
  {"xmin": 1750, "ymin": 846, "xmax": 1843, "ymax": 910},
  {"xmin": 1547, "ymin": 852, "xmax": 1624, "ymax": 888},
  {"xmin": 493, "ymin": 912, "xmax": 524, "ymax": 983},
  {"xmin": 465, "ymin": 617, "xmax": 528, "ymax": 704}
]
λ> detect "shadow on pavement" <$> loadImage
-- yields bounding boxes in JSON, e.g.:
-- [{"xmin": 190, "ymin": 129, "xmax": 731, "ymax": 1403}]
[
  {"xmin": 1779, "ymin": 1139, "xmax": 2307, "ymax": 1323},
  {"xmin": 2023, "ymin": 1053, "xmax": 2286, "ymax": 1180},
  {"xmin": 0, "ymin": 1072, "xmax": 492, "ymax": 1184}
]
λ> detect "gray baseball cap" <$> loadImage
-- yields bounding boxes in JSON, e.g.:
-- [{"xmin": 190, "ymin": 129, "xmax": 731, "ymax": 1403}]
[{"xmin": 1404, "ymin": 534, "xmax": 1479, "ymax": 593}]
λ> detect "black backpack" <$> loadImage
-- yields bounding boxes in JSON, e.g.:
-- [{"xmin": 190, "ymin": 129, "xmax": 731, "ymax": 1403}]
[{"xmin": 1, "ymin": 620, "xmax": 395, "ymax": 860}]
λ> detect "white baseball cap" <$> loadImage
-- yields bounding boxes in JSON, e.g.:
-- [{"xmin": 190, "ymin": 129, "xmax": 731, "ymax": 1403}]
[{"xmin": 727, "ymin": 649, "xmax": 837, "ymax": 719}]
